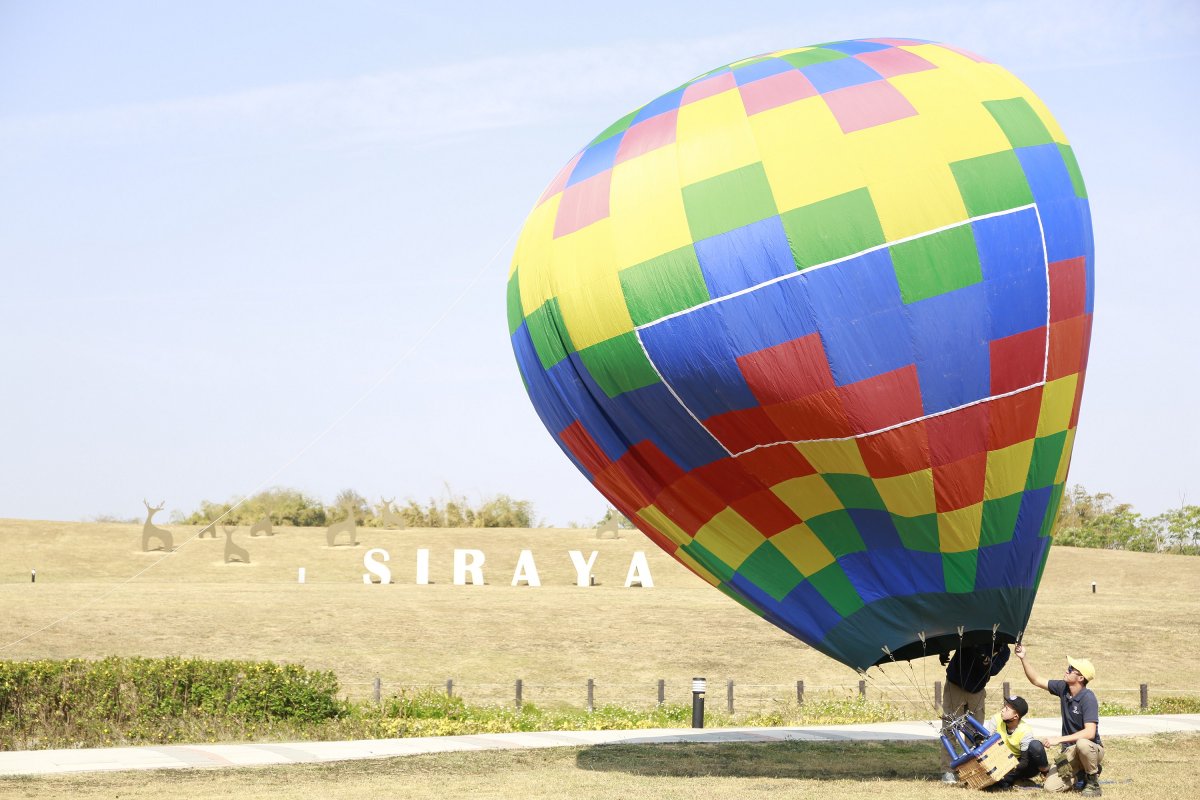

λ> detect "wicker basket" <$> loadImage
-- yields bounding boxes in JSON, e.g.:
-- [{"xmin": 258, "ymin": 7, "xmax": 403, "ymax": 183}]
[{"xmin": 954, "ymin": 736, "xmax": 1017, "ymax": 790}]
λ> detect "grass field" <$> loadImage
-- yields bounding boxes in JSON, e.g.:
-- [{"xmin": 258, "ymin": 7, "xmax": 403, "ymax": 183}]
[
  {"xmin": 2, "ymin": 734, "xmax": 1198, "ymax": 799},
  {"xmin": 2, "ymin": 518, "xmax": 1199, "ymax": 717}
]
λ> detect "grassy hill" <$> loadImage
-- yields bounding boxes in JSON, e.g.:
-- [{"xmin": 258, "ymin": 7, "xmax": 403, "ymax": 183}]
[{"xmin": 1, "ymin": 518, "xmax": 1196, "ymax": 716}]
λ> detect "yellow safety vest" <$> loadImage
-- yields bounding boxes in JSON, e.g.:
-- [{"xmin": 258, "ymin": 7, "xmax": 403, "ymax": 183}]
[{"xmin": 992, "ymin": 711, "xmax": 1032, "ymax": 757}]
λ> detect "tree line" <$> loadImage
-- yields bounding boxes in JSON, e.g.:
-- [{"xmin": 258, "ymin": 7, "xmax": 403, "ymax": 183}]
[
  {"xmin": 166, "ymin": 484, "xmax": 1199, "ymax": 553},
  {"xmin": 1054, "ymin": 485, "xmax": 1199, "ymax": 554},
  {"xmin": 173, "ymin": 486, "xmax": 535, "ymax": 529}
]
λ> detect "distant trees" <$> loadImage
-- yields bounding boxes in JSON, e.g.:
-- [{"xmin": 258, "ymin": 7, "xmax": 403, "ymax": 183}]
[
  {"xmin": 176, "ymin": 486, "xmax": 536, "ymax": 528},
  {"xmin": 390, "ymin": 489, "xmax": 535, "ymax": 528},
  {"xmin": 176, "ymin": 487, "xmax": 327, "ymax": 527},
  {"xmin": 1054, "ymin": 485, "xmax": 1200, "ymax": 554},
  {"xmin": 165, "ymin": 483, "xmax": 1198, "ymax": 551}
]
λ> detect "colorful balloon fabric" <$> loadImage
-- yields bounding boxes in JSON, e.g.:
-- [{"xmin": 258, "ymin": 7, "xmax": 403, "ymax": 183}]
[{"xmin": 507, "ymin": 39, "xmax": 1093, "ymax": 670}]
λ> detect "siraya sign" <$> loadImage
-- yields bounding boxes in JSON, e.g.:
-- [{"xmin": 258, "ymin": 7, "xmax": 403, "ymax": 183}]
[{"xmin": 361, "ymin": 548, "xmax": 654, "ymax": 588}]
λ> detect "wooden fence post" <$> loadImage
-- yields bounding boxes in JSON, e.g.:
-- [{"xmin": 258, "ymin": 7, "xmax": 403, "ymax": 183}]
[
  {"xmin": 727, "ymin": 680, "xmax": 734, "ymax": 714},
  {"xmin": 858, "ymin": 679, "xmax": 866, "ymax": 699},
  {"xmin": 796, "ymin": 680, "xmax": 805, "ymax": 706},
  {"xmin": 1002, "ymin": 681, "xmax": 1011, "ymax": 700},
  {"xmin": 1140, "ymin": 683, "xmax": 1149, "ymax": 710},
  {"xmin": 515, "ymin": 679, "xmax": 523, "ymax": 710},
  {"xmin": 657, "ymin": 679, "xmax": 665, "ymax": 706},
  {"xmin": 587, "ymin": 678, "xmax": 595, "ymax": 713},
  {"xmin": 446, "ymin": 678, "xmax": 454, "ymax": 697},
  {"xmin": 373, "ymin": 676, "xmax": 381, "ymax": 705},
  {"xmin": 934, "ymin": 681, "xmax": 942, "ymax": 709}
]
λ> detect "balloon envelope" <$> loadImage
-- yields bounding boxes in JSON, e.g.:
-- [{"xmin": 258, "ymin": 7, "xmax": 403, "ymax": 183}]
[{"xmin": 507, "ymin": 39, "xmax": 1093, "ymax": 669}]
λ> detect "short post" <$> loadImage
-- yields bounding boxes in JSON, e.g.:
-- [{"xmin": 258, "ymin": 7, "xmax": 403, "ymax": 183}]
[
  {"xmin": 30, "ymin": 569, "xmax": 36, "ymax": 584},
  {"xmin": 934, "ymin": 680, "xmax": 943, "ymax": 709},
  {"xmin": 515, "ymin": 679, "xmax": 523, "ymax": 710},
  {"xmin": 1140, "ymin": 683, "xmax": 1149, "ymax": 710},
  {"xmin": 373, "ymin": 676, "xmax": 381, "ymax": 705},
  {"xmin": 297, "ymin": 567, "xmax": 306, "ymax": 584},
  {"xmin": 858, "ymin": 679, "xmax": 866, "ymax": 699},
  {"xmin": 727, "ymin": 679, "xmax": 735, "ymax": 715},
  {"xmin": 587, "ymin": 678, "xmax": 595, "ymax": 713},
  {"xmin": 1003, "ymin": 681, "xmax": 1011, "ymax": 699},
  {"xmin": 1091, "ymin": 581, "xmax": 1097, "ymax": 593},
  {"xmin": 446, "ymin": 678, "xmax": 454, "ymax": 697},
  {"xmin": 657, "ymin": 679, "xmax": 665, "ymax": 706},
  {"xmin": 691, "ymin": 677, "xmax": 707, "ymax": 729},
  {"xmin": 796, "ymin": 679, "xmax": 805, "ymax": 706}
]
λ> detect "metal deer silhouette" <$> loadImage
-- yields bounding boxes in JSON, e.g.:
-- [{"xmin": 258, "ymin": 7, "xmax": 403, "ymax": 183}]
[
  {"xmin": 379, "ymin": 497, "xmax": 405, "ymax": 530},
  {"xmin": 141, "ymin": 499, "xmax": 173, "ymax": 551},
  {"xmin": 596, "ymin": 515, "xmax": 620, "ymax": 539},
  {"xmin": 325, "ymin": 510, "xmax": 358, "ymax": 547},
  {"xmin": 223, "ymin": 525, "xmax": 250, "ymax": 563},
  {"xmin": 249, "ymin": 514, "xmax": 274, "ymax": 537}
]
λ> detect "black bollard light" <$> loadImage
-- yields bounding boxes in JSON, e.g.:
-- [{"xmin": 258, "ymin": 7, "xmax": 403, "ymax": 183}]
[
  {"xmin": 691, "ymin": 677, "xmax": 707, "ymax": 728},
  {"xmin": 30, "ymin": 569, "xmax": 36, "ymax": 584}
]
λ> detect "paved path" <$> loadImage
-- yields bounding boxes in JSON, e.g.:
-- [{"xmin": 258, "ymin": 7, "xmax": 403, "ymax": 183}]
[{"xmin": 2, "ymin": 714, "xmax": 1198, "ymax": 777}]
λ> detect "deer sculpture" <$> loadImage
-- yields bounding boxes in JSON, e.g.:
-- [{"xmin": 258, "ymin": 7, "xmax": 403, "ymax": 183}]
[
  {"xmin": 249, "ymin": 514, "xmax": 274, "ymax": 537},
  {"xmin": 198, "ymin": 522, "xmax": 218, "ymax": 539},
  {"xmin": 596, "ymin": 515, "xmax": 620, "ymax": 539},
  {"xmin": 223, "ymin": 525, "xmax": 249, "ymax": 563},
  {"xmin": 141, "ymin": 500, "xmax": 173, "ymax": 552},
  {"xmin": 379, "ymin": 497, "xmax": 405, "ymax": 530},
  {"xmin": 326, "ymin": 511, "xmax": 358, "ymax": 547}
]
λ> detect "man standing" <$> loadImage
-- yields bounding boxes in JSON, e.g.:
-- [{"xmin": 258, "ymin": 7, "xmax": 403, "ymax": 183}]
[
  {"xmin": 940, "ymin": 642, "xmax": 1011, "ymax": 783},
  {"xmin": 1014, "ymin": 643, "xmax": 1104, "ymax": 796}
]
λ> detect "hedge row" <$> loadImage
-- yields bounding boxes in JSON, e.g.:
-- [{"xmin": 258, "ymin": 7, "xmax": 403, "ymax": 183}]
[{"xmin": 0, "ymin": 656, "xmax": 342, "ymax": 749}]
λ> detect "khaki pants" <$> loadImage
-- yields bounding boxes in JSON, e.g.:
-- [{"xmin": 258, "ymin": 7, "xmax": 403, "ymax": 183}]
[
  {"xmin": 1042, "ymin": 741, "xmax": 1105, "ymax": 791},
  {"xmin": 940, "ymin": 683, "xmax": 986, "ymax": 769}
]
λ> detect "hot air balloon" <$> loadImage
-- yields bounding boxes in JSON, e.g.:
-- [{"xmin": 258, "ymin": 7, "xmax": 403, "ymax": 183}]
[{"xmin": 507, "ymin": 39, "xmax": 1092, "ymax": 670}]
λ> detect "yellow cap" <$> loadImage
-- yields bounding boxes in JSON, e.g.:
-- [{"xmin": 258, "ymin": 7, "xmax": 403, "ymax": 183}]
[{"xmin": 1067, "ymin": 656, "xmax": 1096, "ymax": 682}]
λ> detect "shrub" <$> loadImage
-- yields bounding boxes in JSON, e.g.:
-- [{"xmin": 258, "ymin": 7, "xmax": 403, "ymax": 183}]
[
  {"xmin": 1147, "ymin": 696, "xmax": 1200, "ymax": 714},
  {"xmin": 394, "ymin": 489, "xmax": 535, "ymax": 528},
  {"xmin": 0, "ymin": 657, "xmax": 342, "ymax": 750},
  {"xmin": 176, "ymin": 487, "xmax": 327, "ymax": 527},
  {"xmin": 1, "ymin": 663, "xmax": 928, "ymax": 751}
]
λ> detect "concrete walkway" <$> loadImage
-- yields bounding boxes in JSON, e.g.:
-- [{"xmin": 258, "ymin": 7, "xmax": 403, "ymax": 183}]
[{"xmin": 2, "ymin": 714, "xmax": 1198, "ymax": 777}]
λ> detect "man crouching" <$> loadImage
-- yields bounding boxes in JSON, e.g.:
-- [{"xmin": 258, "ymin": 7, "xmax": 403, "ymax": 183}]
[{"xmin": 1015, "ymin": 643, "xmax": 1104, "ymax": 795}]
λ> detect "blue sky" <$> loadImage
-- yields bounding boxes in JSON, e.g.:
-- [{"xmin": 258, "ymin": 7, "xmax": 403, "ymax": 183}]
[{"xmin": 1, "ymin": 1, "xmax": 1197, "ymax": 525}]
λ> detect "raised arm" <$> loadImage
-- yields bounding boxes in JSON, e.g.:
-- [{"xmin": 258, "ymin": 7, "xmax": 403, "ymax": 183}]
[{"xmin": 1013, "ymin": 643, "xmax": 1049, "ymax": 690}]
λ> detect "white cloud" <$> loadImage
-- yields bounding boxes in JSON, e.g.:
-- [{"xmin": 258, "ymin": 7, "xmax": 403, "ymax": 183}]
[
  {"xmin": 5, "ymin": 1, "xmax": 1192, "ymax": 154},
  {"xmin": 0, "ymin": 34, "xmax": 759, "ymax": 154}
]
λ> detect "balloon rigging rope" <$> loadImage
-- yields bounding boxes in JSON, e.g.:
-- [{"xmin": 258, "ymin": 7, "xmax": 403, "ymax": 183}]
[
  {"xmin": 0, "ymin": 226, "xmax": 520, "ymax": 654},
  {"xmin": 919, "ymin": 634, "xmax": 929, "ymax": 712},
  {"xmin": 859, "ymin": 666, "xmax": 937, "ymax": 729},
  {"xmin": 872, "ymin": 620, "xmax": 1013, "ymax": 727},
  {"xmin": 873, "ymin": 648, "xmax": 941, "ymax": 721},
  {"xmin": 905, "ymin": 658, "xmax": 936, "ymax": 717}
]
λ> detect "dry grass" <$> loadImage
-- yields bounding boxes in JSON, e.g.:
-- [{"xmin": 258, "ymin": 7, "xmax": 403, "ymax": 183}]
[
  {"xmin": 2, "ymin": 733, "xmax": 1197, "ymax": 799},
  {"xmin": 1, "ymin": 519, "xmax": 1198, "ymax": 716}
]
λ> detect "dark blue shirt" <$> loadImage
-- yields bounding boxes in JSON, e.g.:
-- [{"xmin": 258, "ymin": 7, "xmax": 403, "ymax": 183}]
[
  {"xmin": 946, "ymin": 644, "xmax": 1010, "ymax": 693},
  {"xmin": 1047, "ymin": 679, "xmax": 1102, "ymax": 746}
]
